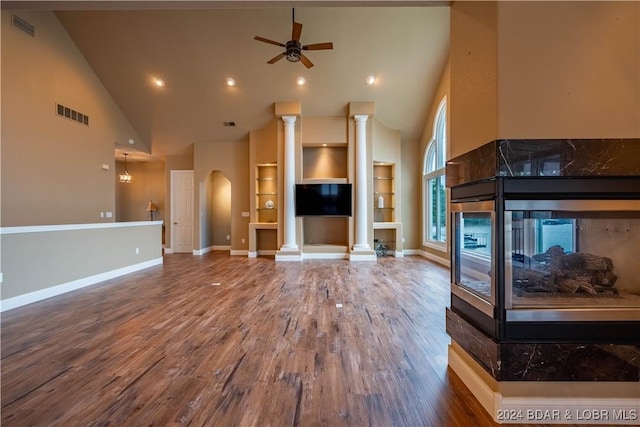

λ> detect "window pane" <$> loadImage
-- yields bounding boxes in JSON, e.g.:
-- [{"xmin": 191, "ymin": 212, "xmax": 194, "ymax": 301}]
[
  {"xmin": 426, "ymin": 144, "xmax": 436, "ymax": 173},
  {"xmin": 428, "ymin": 174, "xmax": 446, "ymax": 242}
]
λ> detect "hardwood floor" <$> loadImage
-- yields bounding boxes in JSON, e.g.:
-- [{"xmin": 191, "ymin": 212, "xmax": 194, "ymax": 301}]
[{"xmin": 0, "ymin": 253, "xmax": 595, "ymax": 426}]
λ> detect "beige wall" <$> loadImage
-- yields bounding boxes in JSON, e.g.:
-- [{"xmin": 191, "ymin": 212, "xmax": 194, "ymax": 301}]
[
  {"xmin": 496, "ymin": 1, "xmax": 640, "ymax": 139},
  {"xmin": 204, "ymin": 170, "xmax": 232, "ymax": 248},
  {"xmin": 1, "ymin": 223, "xmax": 162, "ymax": 303},
  {"xmin": 450, "ymin": 1, "xmax": 498, "ymax": 158},
  {"xmin": 1, "ymin": 11, "xmax": 143, "ymax": 226},
  {"xmin": 400, "ymin": 137, "xmax": 420, "ymax": 251},
  {"xmin": 419, "ymin": 59, "xmax": 450, "ymax": 261},
  {"xmin": 193, "ymin": 141, "xmax": 249, "ymax": 252},
  {"xmin": 116, "ymin": 160, "xmax": 165, "ymax": 222},
  {"xmin": 450, "ymin": 1, "xmax": 640, "ymax": 157}
]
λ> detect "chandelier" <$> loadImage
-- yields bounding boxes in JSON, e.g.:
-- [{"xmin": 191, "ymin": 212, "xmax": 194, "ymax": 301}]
[{"xmin": 119, "ymin": 153, "xmax": 132, "ymax": 183}]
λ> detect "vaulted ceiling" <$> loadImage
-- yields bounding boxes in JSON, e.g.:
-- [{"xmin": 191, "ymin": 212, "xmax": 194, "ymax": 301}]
[{"xmin": 7, "ymin": 2, "xmax": 450, "ymax": 160}]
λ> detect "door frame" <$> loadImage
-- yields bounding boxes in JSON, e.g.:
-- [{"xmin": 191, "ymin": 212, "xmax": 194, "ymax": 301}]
[{"xmin": 170, "ymin": 169, "xmax": 194, "ymax": 253}]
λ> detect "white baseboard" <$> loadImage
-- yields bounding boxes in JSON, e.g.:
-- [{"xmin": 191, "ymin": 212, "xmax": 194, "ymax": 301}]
[
  {"xmin": 448, "ymin": 344, "xmax": 640, "ymax": 425},
  {"xmin": 417, "ymin": 249, "xmax": 450, "ymax": 267},
  {"xmin": 193, "ymin": 246, "xmax": 212, "ymax": 255},
  {"xmin": 403, "ymin": 249, "xmax": 420, "ymax": 255},
  {"xmin": 164, "ymin": 247, "xmax": 174, "ymax": 254},
  {"xmin": 230, "ymin": 249, "xmax": 248, "ymax": 256},
  {"xmin": 1, "ymin": 257, "xmax": 163, "ymax": 312},
  {"xmin": 348, "ymin": 253, "xmax": 377, "ymax": 261},
  {"xmin": 193, "ymin": 245, "xmax": 232, "ymax": 255},
  {"xmin": 275, "ymin": 253, "xmax": 302, "ymax": 261}
]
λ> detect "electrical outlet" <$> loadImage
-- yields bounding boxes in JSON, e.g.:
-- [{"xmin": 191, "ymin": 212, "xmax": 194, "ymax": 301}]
[
  {"xmin": 241, "ymin": 238, "xmax": 245, "ymax": 244},
  {"xmin": 135, "ymin": 248, "xmax": 140, "ymax": 254},
  {"xmin": 100, "ymin": 212, "xmax": 105, "ymax": 218},
  {"xmin": 106, "ymin": 211, "xmax": 113, "ymax": 218},
  {"xmin": 226, "ymin": 235, "xmax": 230, "ymax": 241}
]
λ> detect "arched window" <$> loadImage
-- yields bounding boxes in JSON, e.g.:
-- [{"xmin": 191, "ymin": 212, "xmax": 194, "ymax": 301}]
[{"xmin": 423, "ymin": 97, "xmax": 447, "ymax": 248}]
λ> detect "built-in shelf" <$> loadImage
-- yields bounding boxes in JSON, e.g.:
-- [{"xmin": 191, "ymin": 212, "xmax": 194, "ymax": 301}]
[
  {"xmin": 373, "ymin": 221, "xmax": 403, "ymax": 257},
  {"xmin": 255, "ymin": 164, "xmax": 278, "ymax": 223},
  {"xmin": 373, "ymin": 162, "xmax": 395, "ymax": 223}
]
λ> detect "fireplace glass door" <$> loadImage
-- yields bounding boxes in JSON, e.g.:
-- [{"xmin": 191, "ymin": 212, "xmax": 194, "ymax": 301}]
[
  {"xmin": 505, "ymin": 200, "xmax": 640, "ymax": 320},
  {"xmin": 452, "ymin": 201, "xmax": 495, "ymax": 317}
]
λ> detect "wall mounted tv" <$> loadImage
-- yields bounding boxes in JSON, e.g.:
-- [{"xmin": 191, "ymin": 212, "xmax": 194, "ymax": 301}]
[{"xmin": 295, "ymin": 183, "xmax": 352, "ymax": 217}]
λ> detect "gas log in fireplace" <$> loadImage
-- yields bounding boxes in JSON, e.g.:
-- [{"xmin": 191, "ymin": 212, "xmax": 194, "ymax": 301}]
[{"xmin": 446, "ymin": 140, "xmax": 640, "ymax": 347}]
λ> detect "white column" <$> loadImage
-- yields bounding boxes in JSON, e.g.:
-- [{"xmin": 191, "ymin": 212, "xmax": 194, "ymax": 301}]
[
  {"xmin": 353, "ymin": 114, "xmax": 371, "ymax": 250},
  {"xmin": 280, "ymin": 115, "xmax": 298, "ymax": 251}
]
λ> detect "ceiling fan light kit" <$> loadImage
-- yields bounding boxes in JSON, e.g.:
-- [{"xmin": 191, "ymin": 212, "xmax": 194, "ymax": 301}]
[{"xmin": 254, "ymin": 9, "xmax": 333, "ymax": 69}]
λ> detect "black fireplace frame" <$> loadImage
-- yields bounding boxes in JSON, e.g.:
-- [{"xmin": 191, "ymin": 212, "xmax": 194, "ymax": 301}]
[{"xmin": 450, "ymin": 176, "xmax": 640, "ymax": 344}]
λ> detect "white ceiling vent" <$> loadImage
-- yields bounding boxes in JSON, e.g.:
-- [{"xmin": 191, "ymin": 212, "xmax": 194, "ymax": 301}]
[
  {"xmin": 56, "ymin": 103, "xmax": 89, "ymax": 126},
  {"xmin": 12, "ymin": 14, "xmax": 35, "ymax": 37}
]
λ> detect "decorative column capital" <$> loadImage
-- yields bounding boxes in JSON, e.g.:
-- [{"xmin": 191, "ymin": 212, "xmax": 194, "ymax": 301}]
[
  {"xmin": 354, "ymin": 114, "xmax": 368, "ymax": 124},
  {"xmin": 282, "ymin": 115, "xmax": 297, "ymax": 125}
]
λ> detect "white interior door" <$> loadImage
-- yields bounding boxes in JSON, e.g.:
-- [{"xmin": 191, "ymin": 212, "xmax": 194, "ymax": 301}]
[{"xmin": 171, "ymin": 170, "xmax": 194, "ymax": 253}]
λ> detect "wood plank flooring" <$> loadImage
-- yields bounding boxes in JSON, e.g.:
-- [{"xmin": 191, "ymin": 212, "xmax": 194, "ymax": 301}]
[{"xmin": 0, "ymin": 253, "xmax": 597, "ymax": 426}]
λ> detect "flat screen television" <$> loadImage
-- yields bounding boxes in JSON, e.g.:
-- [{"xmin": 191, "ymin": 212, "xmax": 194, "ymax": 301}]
[{"xmin": 295, "ymin": 183, "xmax": 352, "ymax": 216}]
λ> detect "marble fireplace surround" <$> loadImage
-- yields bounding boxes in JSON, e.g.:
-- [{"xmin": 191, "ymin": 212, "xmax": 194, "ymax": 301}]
[
  {"xmin": 446, "ymin": 308, "xmax": 640, "ymax": 382},
  {"xmin": 446, "ymin": 139, "xmax": 640, "ymax": 424},
  {"xmin": 446, "ymin": 139, "xmax": 640, "ymax": 186}
]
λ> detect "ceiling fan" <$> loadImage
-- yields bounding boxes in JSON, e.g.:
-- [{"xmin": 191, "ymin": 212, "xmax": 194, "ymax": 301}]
[{"xmin": 254, "ymin": 9, "xmax": 333, "ymax": 69}]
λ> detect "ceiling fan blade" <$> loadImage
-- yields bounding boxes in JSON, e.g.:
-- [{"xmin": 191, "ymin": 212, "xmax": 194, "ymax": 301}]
[
  {"xmin": 299, "ymin": 53, "xmax": 314, "ymax": 69},
  {"xmin": 303, "ymin": 42, "xmax": 334, "ymax": 51},
  {"xmin": 292, "ymin": 22, "xmax": 303, "ymax": 42},
  {"xmin": 254, "ymin": 36, "xmax": 286, "ymax": 47},
  {"xmin": 267, "ymin": 52, "xmax": 286, "ymax": 64}
]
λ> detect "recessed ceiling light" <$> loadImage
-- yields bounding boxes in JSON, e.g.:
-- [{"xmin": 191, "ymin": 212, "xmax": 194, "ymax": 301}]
[
  {"xmin": 226, "ymin": 77, "xmax": 236, "ymax": 87},
  {"xmin": 154, "ymin": 78, "xmax": 165, "ymax": 87},
  {"xmin": 366, "ymin": 75, "xmax": 376, "ymax": 85},
  {"xmin": 296, "ymin": 76, "xmax": 306, "ymax": 86},
  {"xmin": 128, "ymin": 139, "xmax": 135, "ymax": 145}
]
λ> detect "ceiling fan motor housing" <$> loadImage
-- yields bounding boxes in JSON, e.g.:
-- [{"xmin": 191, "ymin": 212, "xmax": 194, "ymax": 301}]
[{"xmin": 285, "ymin": 40, "xmax": 302, "ymax": 62}]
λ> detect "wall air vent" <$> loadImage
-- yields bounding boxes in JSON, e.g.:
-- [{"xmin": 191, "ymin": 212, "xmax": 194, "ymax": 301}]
[
  {"xmin": 223, "ymin": 121, "xmax": 236, "ymax": 127},
  {"xmin": 12, "ymin": 14, "xmax": 35, "ymax": 37},
  {"xmin": 56, "ymin": 103, "xmax": 89, "ymax": 126}
]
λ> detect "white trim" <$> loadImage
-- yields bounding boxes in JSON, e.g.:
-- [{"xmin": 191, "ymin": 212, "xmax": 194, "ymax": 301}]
[
  {"xmin": 275, "ymin": 253, "xmax": 302, "ymax": 261},
  {"xmin": 403, "ymin": 249, "xmax": 421, "ymax": 256},
  {"xmin": 423, "ymin": 240, "xmax": 447, "ymax": 252},
  {"xmin": 305, "ymin": 252, "xmax": 351, "ymax": 260},
  {"xmin": 164, "ymin": 247, "xmax": 174, "ymax": 254},
  {"xmin": 192, "ymin": 245, "xmax": 232, "ymax": 255},
  {"xmin": 349, "ymin": 253, "xmax": 377, "ymax": 261},
  {"xmin": 1, "ymin": 257, "xmax": 163, "ymax": 312},
  {"xmin": 230, "ymin": 249, "xmax": 248, "ymax": 256},
  {"xmin": 193, "ymin": 247, "xmax": 209, "ymax": 255},
  {"xmin": 0, "ymin": 221, "xmax": 162, "ymax": 235},
  {"xmin": 418, "ymin": 249, "xmax": 450, "ymax": 267},
  {"xmin": 257, "ymin": 249, "xmax": 277, "ymax": 256},
  {"xmin": 449, "ymin": 344, "xmax": 640, "ymax": 425},
  {"xmin": 448, "ymin": 344, "xmax": 497, "ymax": 417},
  {"xmin": 248, "ymin": 251, "xmax": 257, "ymax": 258}
]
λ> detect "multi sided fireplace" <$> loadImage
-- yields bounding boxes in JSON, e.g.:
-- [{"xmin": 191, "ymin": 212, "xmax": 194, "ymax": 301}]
[{"xmin": 447, "ymin": 139, "xmax": 640, "ymax": 343}]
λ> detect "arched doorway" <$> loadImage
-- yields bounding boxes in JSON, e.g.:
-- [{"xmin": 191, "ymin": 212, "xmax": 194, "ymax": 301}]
[{"xmin": 200, "ymin": 170, "xmax": 232, "ymax": 252}]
